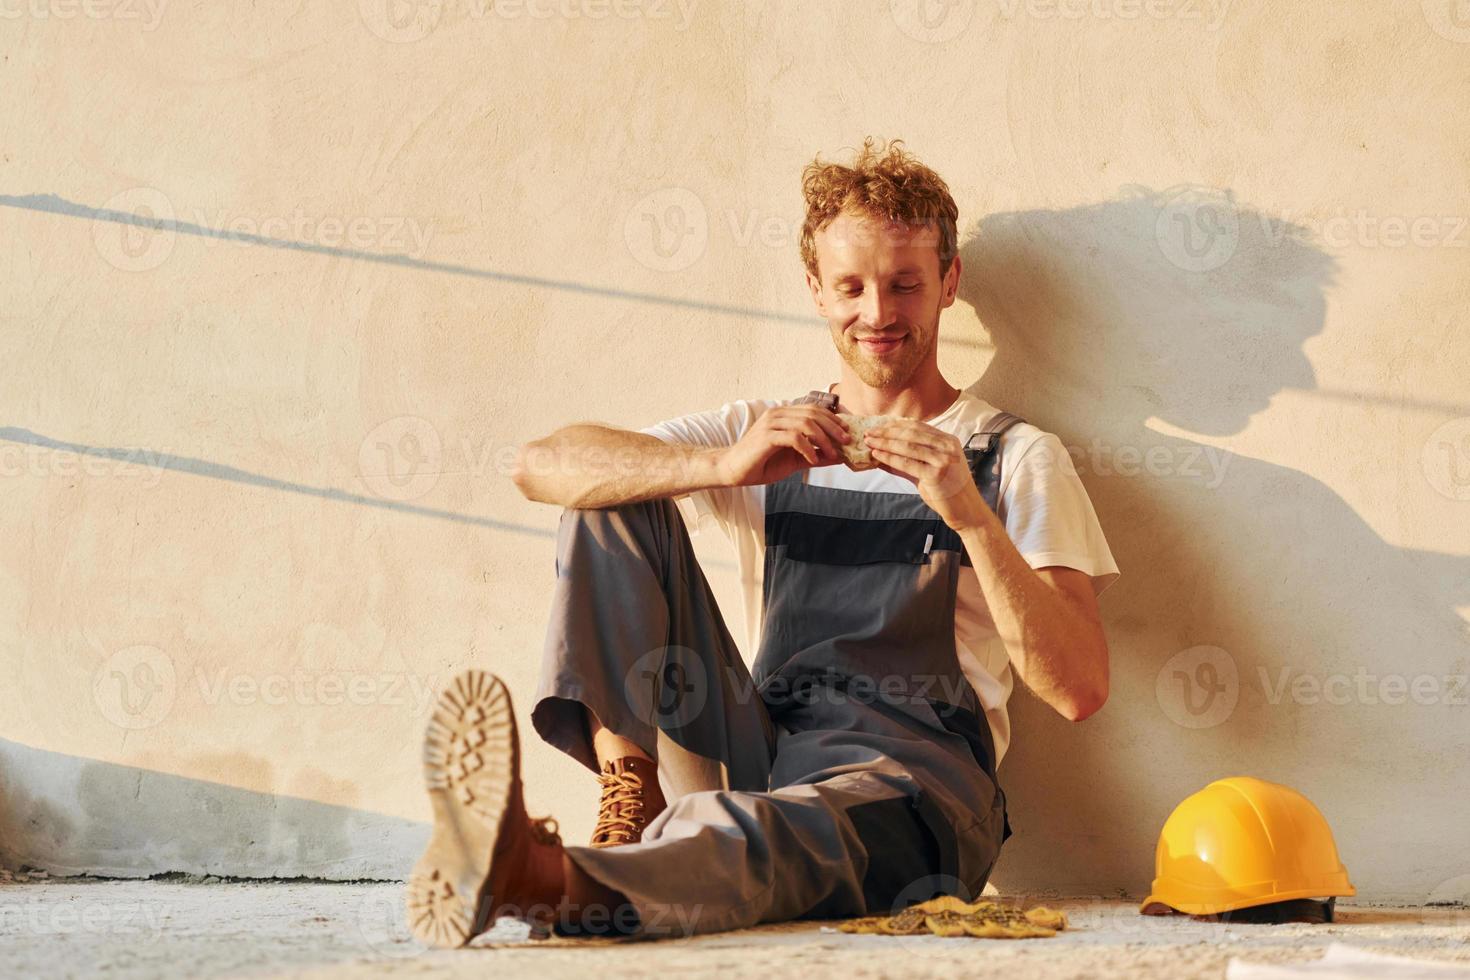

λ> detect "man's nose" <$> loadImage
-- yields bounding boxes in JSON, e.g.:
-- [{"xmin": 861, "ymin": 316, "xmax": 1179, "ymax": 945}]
[{"xmin": 858, "ymin": 288, "xmax": 896, "ymax": 330}]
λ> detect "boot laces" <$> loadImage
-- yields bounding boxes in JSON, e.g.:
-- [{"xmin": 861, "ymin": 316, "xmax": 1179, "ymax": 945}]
[{"xmin": 592, "ymin": 770, "xmax": 647, "ymax": 845}]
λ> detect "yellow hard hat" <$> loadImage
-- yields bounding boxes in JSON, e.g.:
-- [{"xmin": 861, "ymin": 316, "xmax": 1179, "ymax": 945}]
[{"xmin": 1140, "ymin": 776, "xmax": 1355, "ymax": 917}]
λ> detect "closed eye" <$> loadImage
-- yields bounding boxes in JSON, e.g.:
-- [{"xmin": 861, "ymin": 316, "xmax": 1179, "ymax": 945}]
[{"xmin": 838, "ymin": 283, "xmax": 920, "ymax": 297}]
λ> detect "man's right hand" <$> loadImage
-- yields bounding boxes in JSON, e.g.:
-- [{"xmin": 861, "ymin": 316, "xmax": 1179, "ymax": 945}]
[{"xmin": 715, "ymin": 404, "xmax": 853, "ymax": 487}]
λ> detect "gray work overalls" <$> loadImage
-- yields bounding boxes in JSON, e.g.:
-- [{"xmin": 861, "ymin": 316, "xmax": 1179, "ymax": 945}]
[{"xmin": 534, "ymin": 389, "xmax": 1028, "ymax": 936}]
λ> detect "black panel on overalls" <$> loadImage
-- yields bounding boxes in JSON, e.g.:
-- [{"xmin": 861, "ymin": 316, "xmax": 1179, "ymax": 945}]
[{"xmin": 753, "ymin": 389, "xmax": 1026, "ymax": 907}]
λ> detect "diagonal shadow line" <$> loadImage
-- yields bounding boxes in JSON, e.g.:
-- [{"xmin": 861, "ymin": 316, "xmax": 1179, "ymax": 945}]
[
  {"xmin": 0, "ymin": 192, "xmax": 989, "ymax": 348},
  {"xmin": 1, "ymin": 194, "xmax": 652, "ymax": 325},
  {"xmin": 0, "ymin": 427, "xmax": 740, "ymax": 570},
  {"xmin": 0, "ymin": 192, "xmax": 814, "ymax": 324},
  {"xmin": 0, "ymin": 425, "xmax": 550, "ymax": 535}
]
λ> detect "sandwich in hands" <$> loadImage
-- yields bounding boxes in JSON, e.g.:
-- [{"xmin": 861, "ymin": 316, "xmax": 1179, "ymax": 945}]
[{"xmin": 835, "ymin": 412, "xmax": 894, "ymax": 471}]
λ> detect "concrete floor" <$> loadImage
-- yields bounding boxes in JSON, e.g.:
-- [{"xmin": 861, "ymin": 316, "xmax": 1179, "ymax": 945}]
[{"xmin": 1, "ymin": 879, "xmax": 1467, "ymax": 979}]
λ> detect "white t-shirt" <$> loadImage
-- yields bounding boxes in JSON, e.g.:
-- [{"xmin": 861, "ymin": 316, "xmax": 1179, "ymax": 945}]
[{"xmin": 638, "ymin": 387, "xmax": 1120, "ymax": 765}]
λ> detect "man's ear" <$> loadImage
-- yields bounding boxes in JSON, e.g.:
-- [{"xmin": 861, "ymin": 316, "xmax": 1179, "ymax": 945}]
[
  {"xmin": 806, "ymin": 269, "xmax": 828, "ymax": 317},
  {"xmin": 940, "ymin": 254, "xmax": 962, "ymax": 309}
]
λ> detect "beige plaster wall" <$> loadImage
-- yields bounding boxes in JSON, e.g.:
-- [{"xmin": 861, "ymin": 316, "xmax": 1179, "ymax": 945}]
[{"xmin": 1, "ymin": 1, "xmax": 1467, "ymax": 902}]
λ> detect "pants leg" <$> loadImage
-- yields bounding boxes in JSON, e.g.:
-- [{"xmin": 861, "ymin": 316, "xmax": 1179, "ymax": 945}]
[
  {"xmin": 529, "ymin": 497, "xmax": 776, "ymax": 800},
  {"xmin": 564, "ymin": 764, "xmax": 950, "ymax": 937}
]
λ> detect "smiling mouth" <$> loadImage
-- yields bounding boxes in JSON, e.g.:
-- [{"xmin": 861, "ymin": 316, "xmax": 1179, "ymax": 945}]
[{"xmin": 858, "ymin": 335, "xmax": 906, "ymax": 354}]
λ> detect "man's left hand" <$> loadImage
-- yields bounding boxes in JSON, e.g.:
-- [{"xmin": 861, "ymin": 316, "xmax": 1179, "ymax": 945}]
[{"xmin": 863, "ymin": 420, "xmax": 989, "ymax": 531}]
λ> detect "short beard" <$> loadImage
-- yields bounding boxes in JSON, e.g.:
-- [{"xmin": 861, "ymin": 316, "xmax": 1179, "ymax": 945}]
[{"xmin": 835, "ymin": 324, "xmax": 934, "ymax": 390}]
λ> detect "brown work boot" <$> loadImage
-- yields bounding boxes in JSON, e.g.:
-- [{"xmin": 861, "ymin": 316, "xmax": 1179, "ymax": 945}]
[
  {"xmin": 590, "ymin": 755, "xmax": 667, "ymax": 847},
  {"xmin": 406, "ymin": 670, "xmax": 567, "ymax": 947}
]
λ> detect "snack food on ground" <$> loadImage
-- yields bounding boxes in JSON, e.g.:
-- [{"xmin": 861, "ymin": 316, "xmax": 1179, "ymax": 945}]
[{"xmin": 837, "ymin": 896, "xmax": 1068, "ymax": 939}]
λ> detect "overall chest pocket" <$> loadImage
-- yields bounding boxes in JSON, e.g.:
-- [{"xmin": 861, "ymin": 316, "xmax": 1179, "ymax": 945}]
[{"xmin": 768, "ymin": 510, "xmax": 961, "ymax": 566}]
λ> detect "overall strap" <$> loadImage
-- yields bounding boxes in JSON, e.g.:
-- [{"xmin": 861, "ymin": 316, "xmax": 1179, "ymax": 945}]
[
  {"xmin": 963, "ymin": 411, "xmax": 1026, "ymax": 455},
  {"xmin": 963, "ymin": 411, "xmax": 1028, "ymax": 515},
  {"xmin": 792, "ymin": 389, "xmax": 839, "ymax": 412}
]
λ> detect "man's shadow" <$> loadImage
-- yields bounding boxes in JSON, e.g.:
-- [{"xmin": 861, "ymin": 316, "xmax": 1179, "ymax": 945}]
[{"xmin": 955, "ymin": 187, "xmax": 1470, "ymax": 897}]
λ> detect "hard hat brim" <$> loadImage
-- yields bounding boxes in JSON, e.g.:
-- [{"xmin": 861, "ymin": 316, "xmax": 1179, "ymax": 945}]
[{"xmin": 1139, "ymin": 881, "xmax": 1356, "ymax": 917}]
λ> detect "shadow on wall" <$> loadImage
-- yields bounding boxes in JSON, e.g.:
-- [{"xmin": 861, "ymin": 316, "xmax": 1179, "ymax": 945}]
[
  {"xmin": 958, "ymin": 187, "xmax": 1470, "ymax": 899},
  {"xmin": 0, "ymin": 737, "xmax": 427, "ymax": 879},
  {"xmin": 0, "ymin": 426, "xmax": 549, "ymax": 538},
  {"xmin": 0, "ymin": 192, "xmax": 817, "ymax": 327}
]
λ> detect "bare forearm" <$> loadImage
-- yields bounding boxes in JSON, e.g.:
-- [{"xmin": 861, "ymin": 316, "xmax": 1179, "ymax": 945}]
[
  {"xmin": 511, "ymin": 424, "xmax": 726, "ymax": 509},
  {"xmin": 957, "ymin": 511, "xmax": 1108, "ymax": 721}
]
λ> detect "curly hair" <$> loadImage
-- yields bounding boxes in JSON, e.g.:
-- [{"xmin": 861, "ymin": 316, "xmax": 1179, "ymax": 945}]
[{"xmin": 799, "ymin": 137, "xmax": 959, "ymax": 283}]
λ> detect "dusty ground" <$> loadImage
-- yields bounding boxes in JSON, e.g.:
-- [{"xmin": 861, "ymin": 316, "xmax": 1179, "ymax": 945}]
[{"xmin": 1, "ymin": 878, "xmax": 1467, "ymax": 979}]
